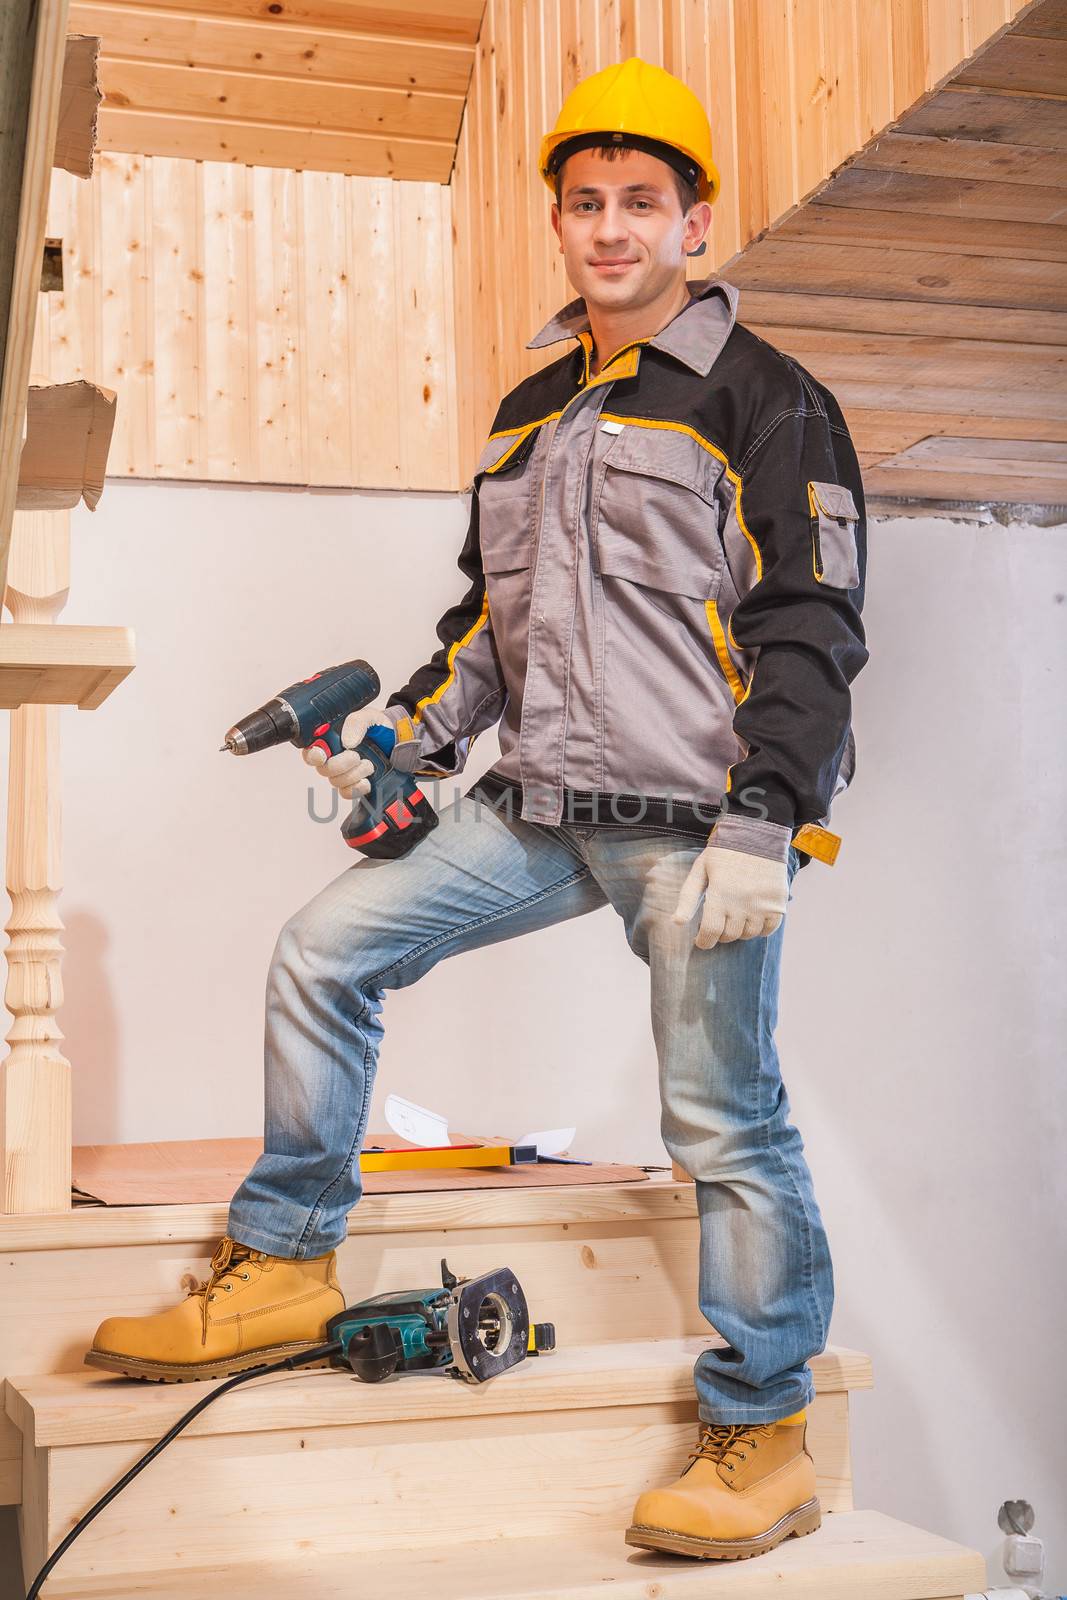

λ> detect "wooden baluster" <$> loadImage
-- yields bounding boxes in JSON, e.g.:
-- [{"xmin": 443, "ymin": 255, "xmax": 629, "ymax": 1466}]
[{"xmin": 1, "ymin": 507, "xmax": 72, "ymax": 1212}]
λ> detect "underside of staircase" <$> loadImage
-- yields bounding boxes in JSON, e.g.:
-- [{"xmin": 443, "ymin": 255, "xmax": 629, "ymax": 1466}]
[{"xmin": 0, "ymin": 1179, "xmax": 984, "ymax": 1598}]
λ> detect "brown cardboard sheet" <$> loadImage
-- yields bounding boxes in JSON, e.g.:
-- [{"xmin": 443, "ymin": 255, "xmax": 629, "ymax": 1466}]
[{"xmin": 71, "ymin": 1137, "xmax": 652, "ymax": 1206}]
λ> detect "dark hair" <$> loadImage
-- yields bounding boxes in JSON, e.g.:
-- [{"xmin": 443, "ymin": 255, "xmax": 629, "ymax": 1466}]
[{"xmin": 553, "ymin": 143, "xmax": 698, "ymax": 216}]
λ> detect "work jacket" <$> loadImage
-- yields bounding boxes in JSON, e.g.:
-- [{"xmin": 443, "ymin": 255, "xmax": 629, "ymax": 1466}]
[{"xmin": 383, "ymin": 274, "xmax": 868, "ymax": 866}]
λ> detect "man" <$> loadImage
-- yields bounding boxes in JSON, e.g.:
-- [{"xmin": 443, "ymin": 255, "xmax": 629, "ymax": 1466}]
[{"xmin": 88, "ymin": 58, "xmax": 867, "ymax": 1562}]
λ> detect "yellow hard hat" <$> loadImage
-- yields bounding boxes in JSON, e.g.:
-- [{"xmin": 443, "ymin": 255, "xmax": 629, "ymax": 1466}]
[{"xmin": 539, "ymin": 57, "xmax": 720, "ymax": 206}]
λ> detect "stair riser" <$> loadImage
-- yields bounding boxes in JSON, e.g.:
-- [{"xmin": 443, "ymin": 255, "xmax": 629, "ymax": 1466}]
[
  {"xmin": 20, "ymin": 1392, "xmax": 851, "ymax": 1583},
  {"xmin": 1, "ymin": 1210, "xmax": 705, "ymax": 1505}
]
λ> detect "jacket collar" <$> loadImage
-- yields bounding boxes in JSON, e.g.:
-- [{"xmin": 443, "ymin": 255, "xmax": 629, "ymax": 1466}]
[{"xmin": 525, "ymin": 274, "xmax": 740, "ymax": 378}]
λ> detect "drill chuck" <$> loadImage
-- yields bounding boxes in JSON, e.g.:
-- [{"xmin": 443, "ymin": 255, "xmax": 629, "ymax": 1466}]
[{"xmin": 220, "ymin": 697, "xmax": 299, "ymax": 756}]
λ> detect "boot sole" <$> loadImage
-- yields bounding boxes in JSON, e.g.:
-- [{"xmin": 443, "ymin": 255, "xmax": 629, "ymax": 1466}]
[
  {"xmin": 84, "ymin": 1341, "xmax": 330, "ymax": 1383},
  {"xmin": 625, "ymin": 1496, "xmax": 822, "ymax": 1560}
]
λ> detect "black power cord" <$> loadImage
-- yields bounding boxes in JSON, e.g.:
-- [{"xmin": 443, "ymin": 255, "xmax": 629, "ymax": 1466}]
[{"xmin": 25, "ymin": 1340, "xmax": 342, "ymax": 1600}]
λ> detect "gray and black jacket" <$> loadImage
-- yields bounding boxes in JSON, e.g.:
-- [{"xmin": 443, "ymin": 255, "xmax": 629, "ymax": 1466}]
[{"xmin": 383, "ymin": 274, "xmax": 868, "ymax": 866}]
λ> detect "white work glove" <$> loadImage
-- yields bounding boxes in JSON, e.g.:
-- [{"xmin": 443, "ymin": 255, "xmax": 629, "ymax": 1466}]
[
  {"xmin": 302, "ymin": 703, "xmax": 393, "ymax": 808},
  {"xmin": 673, "ymin": 845, "xmax": 789, "ymax": 949}
]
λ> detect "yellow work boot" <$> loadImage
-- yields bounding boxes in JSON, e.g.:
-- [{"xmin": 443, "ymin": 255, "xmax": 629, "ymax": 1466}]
[
  {"xmin": 85, "ymin": 1236, "xmax": 345, "ymax": 1382},
  {"xmin": 625, "ymin": 1407, "xmax": 821, "ymax": 1559}
]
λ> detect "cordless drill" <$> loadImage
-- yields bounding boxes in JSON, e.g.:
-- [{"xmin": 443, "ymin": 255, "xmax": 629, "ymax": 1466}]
[{"xmin": 220, "ymin": 659, "xmax": 438, "ymax": 860}]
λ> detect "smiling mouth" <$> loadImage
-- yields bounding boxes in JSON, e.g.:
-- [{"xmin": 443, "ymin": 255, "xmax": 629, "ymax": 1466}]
[{"xmin": 591, "ymin": 260, "xmax": 637, "ymax": 268}]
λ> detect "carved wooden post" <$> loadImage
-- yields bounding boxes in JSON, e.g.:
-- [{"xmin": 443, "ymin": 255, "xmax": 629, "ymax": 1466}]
[{"xmin": 1, "ymin": 507, "xmax": 72, "ymax": 1211}]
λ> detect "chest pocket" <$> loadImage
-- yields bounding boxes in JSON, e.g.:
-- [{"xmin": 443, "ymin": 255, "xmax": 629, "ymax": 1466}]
[
  {"xmin": 594, "ymin": 424, "xmax": 725, "ymax": 598},
  {"xmin": 474, "ymin": 425, "xmax": 542, "ymax": 575}
]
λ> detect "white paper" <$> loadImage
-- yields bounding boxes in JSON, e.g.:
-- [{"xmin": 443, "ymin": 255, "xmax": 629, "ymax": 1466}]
[
  {"xmin": 518, "ymin": 1127, "xmax": 576, "ymax": 1158},
  {"xmin": 384, "ymin": 1094, "xmax": 451, "ymax": 1147}
]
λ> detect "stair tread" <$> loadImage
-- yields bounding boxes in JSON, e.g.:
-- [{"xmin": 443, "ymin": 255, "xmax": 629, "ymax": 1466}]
[
  {"xmin": 37, "ymin": 1510, "xmax": 986, "ymax": 1599},
  {"xmin": 7, "ymin": 1336, "xmax": 873, "ymax": 1448}
]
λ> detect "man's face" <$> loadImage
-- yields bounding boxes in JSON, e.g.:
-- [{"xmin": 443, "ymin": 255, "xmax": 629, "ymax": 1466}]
[{"xmin": 550, "ymin": 146, "xmax": 711, "ymax": 314}]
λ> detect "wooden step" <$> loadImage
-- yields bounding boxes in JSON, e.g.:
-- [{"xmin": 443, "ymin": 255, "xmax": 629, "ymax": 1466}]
[
  {"xmin": 8, "ymin": 1337, "xmax": 869, "ymax": 1586},
  {"xmin": 34, "ymin": 1512, "xmax": 987, "ymax": 1600},
  {"xmin": 0, "ymin": 1177, "xmax": 710, "ymax": 1505}
]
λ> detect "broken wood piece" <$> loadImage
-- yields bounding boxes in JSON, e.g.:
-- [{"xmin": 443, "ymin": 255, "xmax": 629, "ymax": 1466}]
[
  {"xmin": 54, "ymin": 33, "xmax": 100, "ymax": 179},
  {"xmin": 16, "ymin": 380, "xmax": 116, "ymax": 511}
]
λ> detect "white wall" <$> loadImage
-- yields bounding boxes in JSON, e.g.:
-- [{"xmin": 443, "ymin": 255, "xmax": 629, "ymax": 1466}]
[{"xmin": 1, "ymin": 482, "xmax": 1064, "ymax": 1590}]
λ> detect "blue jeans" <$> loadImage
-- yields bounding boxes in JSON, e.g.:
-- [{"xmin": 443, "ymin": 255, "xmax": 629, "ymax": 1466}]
[{"xmin": 228, "ymin": 791, "xmax": 834, "ymax": 1424}]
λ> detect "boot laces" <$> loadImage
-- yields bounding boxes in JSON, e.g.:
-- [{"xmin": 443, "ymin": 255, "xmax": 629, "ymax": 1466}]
[
  {"xmin": 689, "ymin": 1420, "xmax": 772, "ymax": 1471},
  {"xmin": 187, "ymin": 1237, "xmax": 261, "ymax": 1344}
]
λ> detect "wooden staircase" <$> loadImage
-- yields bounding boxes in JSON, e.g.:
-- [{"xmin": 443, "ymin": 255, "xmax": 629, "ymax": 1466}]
[{"xmin": 1, "ymin": 1177, "xmax": 985, "ymax": 1597}]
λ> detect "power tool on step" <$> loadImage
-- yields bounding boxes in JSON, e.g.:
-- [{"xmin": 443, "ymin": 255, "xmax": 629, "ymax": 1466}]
[
  {"xmin": 329, "ymin": 1258, "xmax": 556, "ymax": 1383},
  {"xmin": 219, "ymin": 657, "xmax": 438, "ymax": 859},
  {"xmin": 27, "ymin": 1260, "xmax": 553, "ymax": 1598}
]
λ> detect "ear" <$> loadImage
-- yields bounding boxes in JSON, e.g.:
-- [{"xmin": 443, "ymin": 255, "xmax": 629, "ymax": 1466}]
[
  {"xmin": 550, "ymin": 201, "xmax": 563, "ymax": 249},
  {"xmin": 684, "ymin": 200, "xmax": 712, "ymax": 256}
]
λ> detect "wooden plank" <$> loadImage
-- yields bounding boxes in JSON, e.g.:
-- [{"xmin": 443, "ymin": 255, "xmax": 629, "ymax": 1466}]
[
  {"xmin": 820, "ymin": 165, "xmax": 1067, "ymax": 226},
  {"xmin": 0, "ymin": 623, "xmax": 135, "ymax": 710},
  {"xmin": 201, "ymin": 161, "xmax": 253, "ymax": 480},
  {"xmin": 395, "ymin": 182, "xmax": 453, "ymax": 487},
  {"xmin": 349, "ymin": 176, "xmax": 401, "ymax": 485},
  {"xmin": 728, "ymin": 239, "xmax": 1067, "ymax": 312},
  {"xmin": 1013, "ymin": 0, "xmax": 1067, "ymax": 33},
  {"xmin": 769, "ymin": 200, "xmax": 1067, "ymax": 262},
  {"xmin": 897, "ymin": 85, "xmax": 1067, "ymax": 149},
  {"xmin": 98, "ymin": 58, "xmax": 464, "ymax": 141},
  {"xmin": 251, "ymin": 164, "xmax": 305, "ymax": 483},
  {"xmin": 736, "ymin": 287, "xmax": 1067, "ymax": 344},
  {"xmin": 150, "ymin": 155, "xmax": 203, "ymax": 477},
  {"xmin": 88, "ymin": 0, "xmax": 486, "ymax": 45},
  {"xmin": 854, "ymin": 130, "xmax": 1067, "ymax": 188},
  {"xmin": 54, "ymin": 32, "xmax": 101, "ymax": 178},
  {"xmin": 9, "ymin": 1339, "xmax": 872, "ymax": 1447},
  {"xmin": 28, "ymin": 1515, "xmax": 990, "ymax": 1600},
  {"xmin": 16, "ymin": 379, "xmax": 116, "ymax": 508},
  {"xmin": 744, "ymin": 329, "xmax": 1067, "ymax": 397},
  {"xmin": 301, "ymin": 169, "xmax": 354, "ymax": 486},
  {"xmin": 0, "ymin": 1176, "xmax": 693, "ymax": 1251},
  {"xmin": 97, "ymin": 151, "xmax": 153, "ymax": 476},
  {"xmin": 863, "ymin": 467, "xmax": 1067, "ymax": 502},
  {"xmin": 98, "ymin": 105, "xmax": 455, "ymax": 180},
  {"xmin": 0, "ymin": 0, "xmax": 73, "ymax": 605},
  {"xmin": 45, "ymin": 166, "xmax": 100, "ymax": 384},
  {"xmin": 955, "ymin": 29, "xmax": 1067, "ymax": 93},
  {"xmin": 840, "ymin": 406, "xmax": 1067, "ymax": 454},
  {"xmin": 68, "ymin": 3, "xmax": 473, "ymax": 92}
]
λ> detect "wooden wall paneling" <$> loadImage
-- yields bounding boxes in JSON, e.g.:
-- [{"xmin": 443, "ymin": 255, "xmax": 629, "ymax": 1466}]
[
  {"xmin": 824, "ymin": 0, "xmax": 862, "ymax": 173},
  {"xmin": 349, "ymin": 178, "xmax": 401, "ymax": 487},
  {"xmin": 540, "ymin": 0, "xmax": 569, "ymax": 339},
  {"xmin": 150, "ymin": 156, "xmax": 203, "ymax": 478},
  {"xmin": 302, "ymin": 170, "xmax": 354, "ymax": 488},
  {"xmin": 969, "ymin": 0, "xmax": 1013, "ymax": 47},
  {"xmin": 98, "ymin": 152, "xmax": 153, "ymax": 478},
  {"xmin": 47, "ymin": 167, "xmax": 101, "ymax": 387},
  {"xmin": 523, "ymin": 0, "xmax": 547, "ymax": 385},
  {"xmin": 440, "ymin": 179, "xmax": 460, "ymax": 489},
  {"xmin": 818, "ymin": 166, "xmax": 1066, "ymax": 226},
  {"xmin": 855, "ymin": 0, "xmax": 894, "ymax": 147},
  {"xmin": 703, "ymin": 0, "xmax": 740, "ymax": 269},
  {"xmin": 252, "ymin": 165, "xmax": 306, "ymax": 484},
  {"xmin": 201, "ymin": 162, "xmax": 254, "ymax": 482},
  {"xmin": 925, "ymin": 0, "xmax": 969, "ymax": 85},
  {"xmin": 731, "ymin": 0, "xmax": 771, "ymax": 247},
  {"xmin": 792, "ymin": 0, "xmax": 831, "ymax": 204},
  {"xmin": 494, "ymin": 0, "xmax": 519, "ymax": 400},
  {"xmin": 395, "ymin": 183, "xmax": 453, "ymax": 489},
  {"xmin": 477, "ymin": 6, "xmax": 503, "ymax": 423},
  {"xmin": 756, "ymin": 0, "xmax": 798, "ymax": 235},
  {"xmin": 450, "ymin": 84, "xmax": 475, "ymax": 475},
  {"xmin": 890, "ymin": 0, "xmax": 928, "ymax": 119}
]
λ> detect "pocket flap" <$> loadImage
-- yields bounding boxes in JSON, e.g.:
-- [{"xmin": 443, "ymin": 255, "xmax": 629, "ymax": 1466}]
[
  {"xmin": 481, "ymin": 526, "xmax": 533, "ymax": 573},
  {"xmin": 604, "ymin": 423, "xmax": 722, "ymax": 505},
  {"xmin": 809, "ymin": 480, "xmax": 858, "ymax": 523},
  {"xmin": 475, "ymin": 424, "xmax": 539, "ymax": 479}
]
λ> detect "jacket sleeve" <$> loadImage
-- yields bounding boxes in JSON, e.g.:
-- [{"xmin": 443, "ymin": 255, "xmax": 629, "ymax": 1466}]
[
  {"xmin": 711, "ymin": 390, "xmax": 869, "ymax": 859},
  {"xmin": 382, "ymin": 480, "xmax": 508, "ymax": 778}
]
